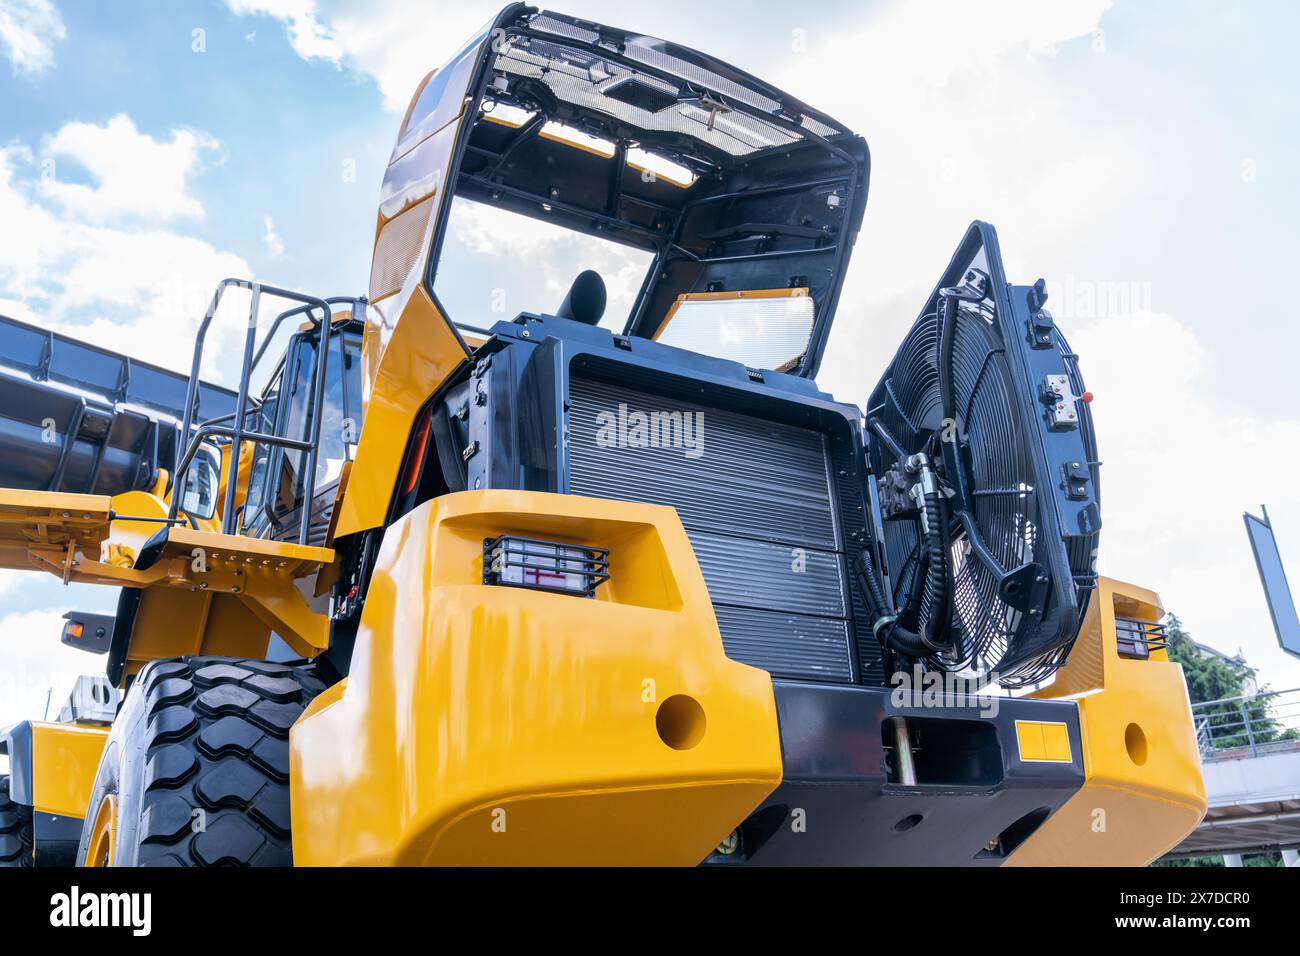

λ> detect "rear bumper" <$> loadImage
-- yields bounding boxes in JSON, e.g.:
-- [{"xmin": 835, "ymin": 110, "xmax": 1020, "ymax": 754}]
[
  {"xmin": 712, "ymin": 577, "xmax": 1208, "ymax": 867},
  {"xmin": 706, "ymin": 682, "xmax": 1086, "ymax": 866},
  {"xmin": 288, "ymin": 491, "xmax": 1204, "ymax": 866}
]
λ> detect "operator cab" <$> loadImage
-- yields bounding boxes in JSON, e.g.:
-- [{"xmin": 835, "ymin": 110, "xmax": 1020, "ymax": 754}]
[{"xmin": 241, "ymin": 310, "xmax": 364, "ymax": 545}]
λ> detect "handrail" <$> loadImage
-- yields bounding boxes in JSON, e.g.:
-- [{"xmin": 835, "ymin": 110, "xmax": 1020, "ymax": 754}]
[
  {"xmin": 170, "ymin": 279, "xmax": 343, "ymax": 546},
  {"xmin": 1190, "ymin": 686, "xmax": 1300, "ymax": 760},
  {"xmin": 1191, "ymin": 687, "xmax": 1298, "ymax": 709}
]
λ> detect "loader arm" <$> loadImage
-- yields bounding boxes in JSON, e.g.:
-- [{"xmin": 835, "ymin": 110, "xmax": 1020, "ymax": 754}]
[
  {"xmin": 0, "ymin": 312, "xmax": 236, "ymax": 498},
  {"xmin": 0, "ymin": 488, "xmax": 334, "ymax": 679}
]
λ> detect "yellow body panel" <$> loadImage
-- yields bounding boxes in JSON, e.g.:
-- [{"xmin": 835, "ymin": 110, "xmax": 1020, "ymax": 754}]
[
  {"xmin": 337, "ymin": 282, "xmax": 468, "ymax": 539},
  {"xmin": 338, "ymin": 39, "xmax": 482, "ymax": 539},
  {"xmin": 1007, "ymin": 577, "xmax": 1206, "ymax": 866},
  {"xmin": 29, "ymin": 722, "xmax": 109, "ymax": 819},
  {"xmin": 291, "ymin": 490, "xmax": 783, "ymax": 865},
  {"xmin": 113, "ymin": 527, "xmax": 334, "ymax": 667},
  {"xmin": 121, "ymin": 589, "xmax": 275, "ymax": 681}
]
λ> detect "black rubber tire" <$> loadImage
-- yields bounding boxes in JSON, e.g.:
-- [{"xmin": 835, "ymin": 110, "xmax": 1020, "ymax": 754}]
[
  {"xmin": 76, "ymin": 656, "xmax": 326, "ymax": 867},
  {"xmin": 0, "ymin": 775, "xmax": 34, "ymax": 867}
]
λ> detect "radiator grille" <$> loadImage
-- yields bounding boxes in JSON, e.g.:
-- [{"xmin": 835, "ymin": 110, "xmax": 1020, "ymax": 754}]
[
  {"xmin": 567, "ymin": 375, "xmax": 856, "ymax": 683},
  {"xmin": 369, "ymin": 195, "xmax": 433, "ymax": 303}
]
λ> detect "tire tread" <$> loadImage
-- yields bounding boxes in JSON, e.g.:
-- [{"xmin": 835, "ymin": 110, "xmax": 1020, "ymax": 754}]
[
  {"xmin": 127, "ymin": 656, "xmax": 322, "ymax": 867},
  {"xmin": 0, "ymin": 776, "xmax": 33, "ymax": 868}
]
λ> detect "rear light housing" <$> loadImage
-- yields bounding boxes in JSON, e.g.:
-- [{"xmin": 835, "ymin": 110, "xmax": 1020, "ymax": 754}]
[
  {"xmin": 1114, "ymin": 618, "xmax": 1169, "ymax": 659},
  {"xmin": 483, "ymin": 535, "xmax": 609, "ymax": 598}
]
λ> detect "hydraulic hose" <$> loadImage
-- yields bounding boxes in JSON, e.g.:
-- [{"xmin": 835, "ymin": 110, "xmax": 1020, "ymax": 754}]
[
  {"xmin": 866, "ymin": 453, "xmax": 954, "ymax": 658},
  {"xmin": 884, "ymin": 284, "xmax": 977, "ymax": 657}
]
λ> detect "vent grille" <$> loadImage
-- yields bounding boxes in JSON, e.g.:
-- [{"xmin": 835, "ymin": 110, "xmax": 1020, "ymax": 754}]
[
  {"xmin": 567, "ymin": 375, "xmax": 857, "ymax": 682},
  {"xmin": 369, "ymin": 196, "xmax": 433, "ymax": 302}
]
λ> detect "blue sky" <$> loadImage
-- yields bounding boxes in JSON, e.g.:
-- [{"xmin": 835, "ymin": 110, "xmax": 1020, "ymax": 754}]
[{"xmin": 2, "ymin": 0, "xmax": 1300, "ymax": 726}]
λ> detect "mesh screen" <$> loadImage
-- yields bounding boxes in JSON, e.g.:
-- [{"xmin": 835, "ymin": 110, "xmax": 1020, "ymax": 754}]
[{"xmin": 369, "ymin": 196, "xmax": 433, "ymax": 302}]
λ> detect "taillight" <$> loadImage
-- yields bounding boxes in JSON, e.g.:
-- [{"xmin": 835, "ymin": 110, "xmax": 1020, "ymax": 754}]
[
  {"xmin": 483, "ymin": 536, "xmax": 609, "ymax": 598},
  {"xmin": 400, "ymin": 407, "xmax": 433, "ymax": 496}
]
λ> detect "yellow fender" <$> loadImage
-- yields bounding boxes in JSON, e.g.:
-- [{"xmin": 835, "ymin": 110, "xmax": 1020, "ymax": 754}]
[{"xmin": 291, "ymin": 489, "xmax": 783, "ymax": 865}]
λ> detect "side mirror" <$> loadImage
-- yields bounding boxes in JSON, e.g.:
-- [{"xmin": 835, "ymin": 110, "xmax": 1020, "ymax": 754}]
[
  {"xmin": 181, "ymin": 441, "xmax": 222, "ymax": 521},
  {"xmin": 60, "ymin": 611, "xmax": 115, "ymax": 655}
]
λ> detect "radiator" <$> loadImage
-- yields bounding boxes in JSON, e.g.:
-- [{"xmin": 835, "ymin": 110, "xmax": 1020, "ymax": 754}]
[{"xmin": 567, "ymin": 375, "xmax": 856, "ymax": 683}]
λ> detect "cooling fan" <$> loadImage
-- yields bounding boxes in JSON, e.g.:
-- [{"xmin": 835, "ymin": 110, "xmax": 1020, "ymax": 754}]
[{"xmin": 861, "ymin": 223, "xmax": 1100, "ymax": 687}]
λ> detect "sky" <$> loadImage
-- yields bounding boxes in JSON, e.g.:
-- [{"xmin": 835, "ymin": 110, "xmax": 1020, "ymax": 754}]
[{"xmin": 2, "ymin": 0, "xmax": 1300, "ymax": 731}]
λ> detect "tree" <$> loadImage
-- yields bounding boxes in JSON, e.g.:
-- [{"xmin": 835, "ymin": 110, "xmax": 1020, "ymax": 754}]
[
  {"xmin": 1156, "ymin": 615, "xmax": 1292, "ymax": 868},
  {"xmin": 1164, "ymin": 615, "xmax": 1248, "ymax": 704},
  {"xmin": 1163, "ymin": 614, "xmax": 1296, "ymax": 750}
]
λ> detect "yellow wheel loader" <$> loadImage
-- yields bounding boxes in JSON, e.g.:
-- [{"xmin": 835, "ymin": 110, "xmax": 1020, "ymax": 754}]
[{"xmin": 0, "ymin": 5, "xmax": 1205, "ymax": 867}]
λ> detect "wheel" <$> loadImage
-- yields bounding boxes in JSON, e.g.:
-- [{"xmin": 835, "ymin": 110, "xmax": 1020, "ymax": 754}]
[
  {"xmin": 77, "ymin": 656, "xmax": 326, "ymax": 867},
  {"xmin": 0, "ymin": 774, "xmax": 34, "ymax": 867}
]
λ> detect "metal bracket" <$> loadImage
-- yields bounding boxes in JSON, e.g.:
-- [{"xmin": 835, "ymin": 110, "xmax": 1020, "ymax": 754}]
[
  {"xmin": 1061, "ymin": 460, "xmax": 1091, "ymax": 500},
  {"xmin": 1040, "ymin": 373, "xmax": 1080, "ymax": 430},
  {"xmin": 1028, "ymin": 308, "xmax": 1055, "ymax": 349},
  {"xmin": 998, "ymin": 561, "xmax": 1050, "ymax": 614}
]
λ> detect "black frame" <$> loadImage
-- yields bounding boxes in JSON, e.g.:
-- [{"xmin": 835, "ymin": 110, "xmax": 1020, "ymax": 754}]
[{"xmin": 419, "ymin": 4, "xmax": 869, "ymax": 379}]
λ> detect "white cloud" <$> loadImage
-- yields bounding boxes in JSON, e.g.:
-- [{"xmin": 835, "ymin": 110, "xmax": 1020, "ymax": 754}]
[
  {"xmin": 0, "ymin": 607, "xmax": 86, "ymax": 731},
  {"xmin": 40, "ymin": 114, "xmax": 219, "ymax": 222},
  {"xmin": 225, "ymin": 0, "xmax": 489, "ymax": 110},
  {"xmin": 1075, "ymin": 312, "xmax": 1300, "ymax": 689},
  {"xmin": 226, "ymin": 0, "xmax": 340, "ymax": 63},
  {"xmin": 263, "ymin": 215, "xmax": 285, "ymax": 257},
  {"xmin": 0, "ymin": 296, "xmax": 38, "ymax": 323},
  {"xmin": 775, "ymin": 0, "xmax": 1136, "ymax": 316},
  {"xmin": 843, "ymin": 0, "xmax": 1112, "ymax": 88},
  {"xmin": 0, "ymin": 126, "xmax": 254, "ymax": 376},
  {"xmin": 0, "ymin": 0, "xmax": 65, "ymax": 77}
]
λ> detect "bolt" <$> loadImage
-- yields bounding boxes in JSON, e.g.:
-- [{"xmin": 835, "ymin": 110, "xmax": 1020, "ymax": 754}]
[{"xmin": 716, "ymin": 830, "xmax": 740, "ymax": 855}]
